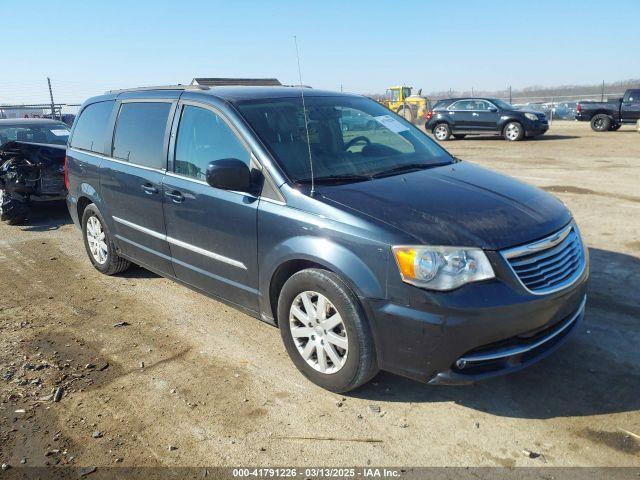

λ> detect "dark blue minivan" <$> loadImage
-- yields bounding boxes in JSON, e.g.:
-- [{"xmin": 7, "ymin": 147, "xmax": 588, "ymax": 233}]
[{"xmin": 65, "ymin": 85, "xmax": 588, "ymax": 392}]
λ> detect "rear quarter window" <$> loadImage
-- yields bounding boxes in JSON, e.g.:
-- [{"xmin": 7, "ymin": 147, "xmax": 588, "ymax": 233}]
[
  {"xmin": 70, "ymin": 101, "xmax": 114, "ymax": 153},
  {"xmin": 112, "ymin": 102, "xmax": 172, "ymax": 169}
]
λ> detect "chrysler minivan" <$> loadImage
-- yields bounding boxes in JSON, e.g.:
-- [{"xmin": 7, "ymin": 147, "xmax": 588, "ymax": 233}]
[{"xmin": 65, "ymin": 85, "xmax": 588, "ymax": 392}]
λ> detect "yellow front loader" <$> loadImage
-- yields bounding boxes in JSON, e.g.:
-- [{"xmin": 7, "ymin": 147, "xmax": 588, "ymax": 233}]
[{"xmin": 379, "ymin": 86, "xmax": 430, "ymax": 125}]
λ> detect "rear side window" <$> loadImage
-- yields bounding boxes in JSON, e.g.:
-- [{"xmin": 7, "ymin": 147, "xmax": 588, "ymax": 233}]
[
  {"xmin": 112, "ymin": 102, "xmax": 171, "ymax": 169},
  {"xmin": 174, "ymin": 105, "xmax": 250, "ymax": 181},
  {"xmin": 70, "ymin": 101, "xmax": 114, "ymax": 152}
]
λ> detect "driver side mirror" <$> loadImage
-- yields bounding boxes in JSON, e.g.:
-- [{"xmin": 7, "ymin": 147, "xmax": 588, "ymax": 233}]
[
  {"xmin": 488, "ymin": 107, "xmax": 498, "ymax": 112},
  {"xmin": 205, "ymin": 158, "xmax": 251, "ymax": 192}
]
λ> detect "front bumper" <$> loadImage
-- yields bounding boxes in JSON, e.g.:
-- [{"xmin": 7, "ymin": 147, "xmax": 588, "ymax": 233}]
[
  {"xmin": 362, "ymin": 264, "xmax": 588, "ymax": 384},
  {"xmin": 524, "ymin": 119, "xmax": 549, "ymax": 136}
]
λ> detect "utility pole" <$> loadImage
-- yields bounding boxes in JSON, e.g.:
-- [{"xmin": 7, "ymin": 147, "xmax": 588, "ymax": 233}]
[
  {"xmin": 509, "ymin": 85, "xmax": 512, "ymax": 104},
  {"xmin": 47, "ymin": 77, "xmax": 56, "ymax": 119},
  {"xmin": 601, "ymin": 80, "xmax": 605, "ymax": 101}
]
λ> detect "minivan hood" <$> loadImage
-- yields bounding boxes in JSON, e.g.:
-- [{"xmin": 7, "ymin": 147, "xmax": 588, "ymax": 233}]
[{"xmin": 316, "ymin": 162, "xmax": 571, "ymax": 250}]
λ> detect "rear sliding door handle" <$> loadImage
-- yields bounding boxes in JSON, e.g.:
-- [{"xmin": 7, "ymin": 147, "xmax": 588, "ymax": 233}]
[
  {"xmin": 141, "ymin": 184, "xmax": 159, "ymax": 195},
  {"xmin": 165, "ymin": 190, "xmax": 185, "ymax": 203}
]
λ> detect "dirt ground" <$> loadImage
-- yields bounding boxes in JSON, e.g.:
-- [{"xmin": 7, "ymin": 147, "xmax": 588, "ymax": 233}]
[{"xmin": 1, "ymin": 121, "xmax": 639, "ymax": 469}]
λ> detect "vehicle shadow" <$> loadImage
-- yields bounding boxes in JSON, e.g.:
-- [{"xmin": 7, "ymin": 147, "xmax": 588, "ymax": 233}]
[
  {"xmin": 352, "ymin": 247, "xmax": 640, "ymax": 420},
  {"xmin": 120, "ymin": 264, "xmax": 160, "ymax": 279},
  {"xmin": 529, "ymin": 134, "xmax": 581, "ymax": 140},
  {"xmin": 17, "ymin": 201, "xmax": 72, "ymax": 232}
]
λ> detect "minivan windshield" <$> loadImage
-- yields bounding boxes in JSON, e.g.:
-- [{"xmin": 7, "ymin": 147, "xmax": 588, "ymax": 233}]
[{"xmin": 235, "ymin": 96, "xmax": 453, "ymax": 184}]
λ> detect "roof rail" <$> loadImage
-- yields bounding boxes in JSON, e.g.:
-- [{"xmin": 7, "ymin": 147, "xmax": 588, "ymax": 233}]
[
  {"xmin": 105, "ymin": 85, "xmax": 210, "ymax": 94},
  {"xmin": 191, "ymin": 77, "xmax": 282, "ymax": 87}
]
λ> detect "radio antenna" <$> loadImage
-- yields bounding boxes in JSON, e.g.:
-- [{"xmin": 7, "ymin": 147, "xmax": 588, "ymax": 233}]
[{"xmin": 294, "ymin": 35, "xmax": 315, "ymax": 196}]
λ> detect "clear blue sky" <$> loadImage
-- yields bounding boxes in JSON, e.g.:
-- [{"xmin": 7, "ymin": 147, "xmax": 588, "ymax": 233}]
[{"xmin": 1, "ymin": 0, "xmax": 638, "ymax": 104}]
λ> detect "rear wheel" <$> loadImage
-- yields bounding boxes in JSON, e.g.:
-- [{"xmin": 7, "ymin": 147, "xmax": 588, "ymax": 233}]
[
  {"xmin": 453, "ymin": 134, "xmax": 466, "ymax": 140},
  {"xmin": 591, "ymin": 114, "xmax": 611, "ymax": 132},
  {"xmin": 278, "ymin": 269, "xmax": 378, "ymax": 392},
  {"xmin": 503, "ymin": 122, "xmax": 524, "ymax": 141},
  {"xmin": 433, "ymin": 123, "xmax": 452, "ymax": 141},
  {"xmin": 82, "ymin": 204, "xmax": 130, "ymax": 275}
]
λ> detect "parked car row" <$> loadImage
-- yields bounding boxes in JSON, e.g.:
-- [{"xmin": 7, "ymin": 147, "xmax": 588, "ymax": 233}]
[{"xmin": 52, "ymin": 84, "xmax": 588, "ymax": 392}]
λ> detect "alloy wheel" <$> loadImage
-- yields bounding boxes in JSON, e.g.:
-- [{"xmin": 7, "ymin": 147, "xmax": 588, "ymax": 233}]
[
  {"xmin": 86, "ymin": 215, "xmax": 108, "ymax": 265},
  {"xmin": 434, "ymin": 125, "xmax": 448, "ymax": 140},
  {"xmin": 289, "ymin": 291, "xmax": 348, "ymax": 374},
  {"xmin": 506, "ymin": 123, "xmax": 520, "ymax": 140},
  {"xmin": 594, "ymin": 118, "xmax": 604, "ymax": 130}
]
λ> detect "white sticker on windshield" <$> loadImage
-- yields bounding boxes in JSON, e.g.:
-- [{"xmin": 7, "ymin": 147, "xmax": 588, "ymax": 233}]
[
  {"xmin": 373, "ymin": 115, "xmax": 409, "ymax": 133},
  {"xmin": 51, "ymin": 129, "xmax": 69, "ymax": 136}
]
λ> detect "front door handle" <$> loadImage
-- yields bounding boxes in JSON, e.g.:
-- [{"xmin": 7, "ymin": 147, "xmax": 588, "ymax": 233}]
[
  {"xmin": 472, "ymin": 112, "xmax": 480, "ymax": 116},
  {"xmin": 141, "ymin": 183, "xmax": 159, "ymax": 195},
  {"xmin": 165, "ymin": 190, "xmax": 185, "ymax": 203}
]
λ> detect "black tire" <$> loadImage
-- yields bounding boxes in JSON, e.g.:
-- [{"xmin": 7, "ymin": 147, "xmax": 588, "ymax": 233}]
[
  {"xmin": 81, "ymin": 204, "xmax": 130, "ymax": 275},
  {"xmin": 591, "ymin": 114, "xmax": 611, "ymax": 132},
  {"xmin": 432, "ymin": 122, "xmax": 452, "ymax": 141},
  {"xmin": 503, "ymin": 121, "xmax": 525, "ymax": 141},
  {"xmin": 610, "ymin": 123, "xmax": 621, "ymax": 131},
  {"xmin": 277, "ymin": 268, "xmax": 378, "ymax": 393},
  {"xmin": 453, "ymin": 134, "xmax": 466, "ymax": 140}
]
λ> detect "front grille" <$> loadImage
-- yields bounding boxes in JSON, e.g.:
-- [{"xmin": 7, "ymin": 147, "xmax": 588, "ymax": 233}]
[{"xmin": 502, "ymin": 224, "xmax": 585, "ymax": 294}]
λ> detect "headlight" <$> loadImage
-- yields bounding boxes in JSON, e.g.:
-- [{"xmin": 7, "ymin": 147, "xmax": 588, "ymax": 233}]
[
  {"xmin": 392, "ymin": 246, "xmax": 495, "ymax": 290},
  {"xmin": 524, "ymin": 112, "xmax": 538, "ymax": 121}
]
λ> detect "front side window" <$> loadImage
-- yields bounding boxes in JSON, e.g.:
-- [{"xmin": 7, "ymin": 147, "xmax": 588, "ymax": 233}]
[
  {"xmin": 112, "ymin": 102, "xmax": 171, "ymax": 169},
  {"xmin": 174, "ymin": 105, "xmax": 250, "ymax": 181},
  {"xmin": 624, "ymin": 90, "xmax": 640, "ymax": 103},
  {"xmin": 70, "ymin": 101, "xmax": 114, "ymax": 152},
  {"xmin": 235, "ymin": 95, "xmax": 452, "ymax": 183},
  {"xmin": 450, "ymin": 100, "xmax": 474, "ymax": 111}
]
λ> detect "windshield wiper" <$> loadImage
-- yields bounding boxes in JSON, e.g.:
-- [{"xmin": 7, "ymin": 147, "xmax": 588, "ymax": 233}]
[
  {"xmin": 371, "ymin": 162, "xmax": 450, "ymax": 179},
  {"xmin": 296, "ymin": 174, "xmax": 371, "ymax": 185}
]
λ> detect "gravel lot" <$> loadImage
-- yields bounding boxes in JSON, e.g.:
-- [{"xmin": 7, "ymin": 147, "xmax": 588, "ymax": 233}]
[{"xmin": 1, "ymin": 121, "xmax": 639, "ymax": 468}]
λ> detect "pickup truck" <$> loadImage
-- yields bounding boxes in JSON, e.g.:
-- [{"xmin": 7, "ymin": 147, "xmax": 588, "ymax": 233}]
[{"xmin": 575, "ymin": 89, "xmax": 640, "ymax": 131}]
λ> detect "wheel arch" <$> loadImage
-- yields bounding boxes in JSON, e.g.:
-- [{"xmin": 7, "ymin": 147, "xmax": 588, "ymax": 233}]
[
  {"xmin": 261, "ymin": 237, "xmax": 386, "ymax": 325},
  {"xmin": 76, "ymin": 183, "xmax": 110, "ymax": 228}
]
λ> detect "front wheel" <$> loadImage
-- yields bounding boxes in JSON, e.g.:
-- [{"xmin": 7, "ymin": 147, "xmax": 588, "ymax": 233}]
[
  {"xmin": 610, "ymin": 123, "xmax": 621, "ymax": 131},
  {"xmin": 82, "ymin": 204, "xmax": 130, "ymax": 275},
  {"xmin": 591, "ymin": 114, "xmax": 611, "ymax": 132},
  {"xmin": 503, "ymin": 122, "xmax": 524, "ymax": 141},
  {"xmin": 278, "ymin": 269, "xmax": 378, "ymax": 392},
  {"xmin": 433, "ymin": 123, "xmax": 452, "ymax": 141}
]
